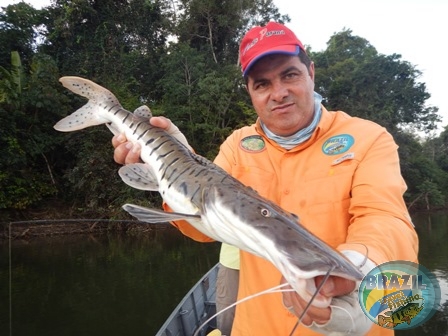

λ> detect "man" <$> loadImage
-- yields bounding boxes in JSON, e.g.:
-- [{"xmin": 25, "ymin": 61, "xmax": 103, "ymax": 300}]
[{"xmin": 113, "ymin": 22, "xmax": 418, "ymax": 335}]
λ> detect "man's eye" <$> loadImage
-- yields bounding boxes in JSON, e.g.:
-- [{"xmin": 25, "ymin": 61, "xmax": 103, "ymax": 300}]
[
  {"xmin": 285, "ymin": 72, "xmax": 299, "ymax": 79},
  {"xmin": 254, "ymin": 82, "xmax": 267, "ymax": 90}
]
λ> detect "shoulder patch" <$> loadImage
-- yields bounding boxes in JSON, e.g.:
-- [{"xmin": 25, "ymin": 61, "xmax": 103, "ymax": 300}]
[
  {"xmin": 240, "ymin": 135, "xmax": 266, "ymax": 153},
  {"xmin": 322, "ymin": 134, "xmax": 354, "ymax": 155}
]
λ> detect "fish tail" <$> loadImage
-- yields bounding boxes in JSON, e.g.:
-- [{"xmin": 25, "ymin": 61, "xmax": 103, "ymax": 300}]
[
  {"xmin": 59, "ymin": 76, "xmax": 111, "ymax": 99},
  {"xmin": 54, "ymin": 76, "xmax": 120, "ymax": 132}
]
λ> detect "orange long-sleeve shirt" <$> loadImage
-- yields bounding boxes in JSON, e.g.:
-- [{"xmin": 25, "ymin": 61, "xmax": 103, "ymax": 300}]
[{"xmin": 166, "ymin": 106, "xmax": 419, "ymax": 335}]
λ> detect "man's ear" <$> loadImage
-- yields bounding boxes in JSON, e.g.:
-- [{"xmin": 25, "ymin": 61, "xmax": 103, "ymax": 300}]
[{"xmin": 309, "ymin": 62, "xmax": 315, "ymax": 81}]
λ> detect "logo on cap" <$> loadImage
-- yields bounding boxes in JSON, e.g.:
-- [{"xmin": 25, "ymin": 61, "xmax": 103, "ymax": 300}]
[
  {"xmin": 242, "ymin": 28, "xmax": 287, "ymax": 57},
  {"xmin": 239, "ymin": 22, "xmax": 305, "ymax": 76}
]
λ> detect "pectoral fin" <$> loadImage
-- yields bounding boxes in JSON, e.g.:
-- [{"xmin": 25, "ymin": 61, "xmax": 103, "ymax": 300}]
[
  {"xmin": 123, "ymin": 203, "xmax": 201, "ymax": 223},
  {"xmin": 119, "ymin": 163, "xmax": 159, "ymax": 191}
]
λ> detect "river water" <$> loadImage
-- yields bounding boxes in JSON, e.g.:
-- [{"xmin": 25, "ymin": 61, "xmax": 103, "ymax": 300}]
[{"xmin": 1, "ymin": 212, "xmax": 447, "ymax": 336}]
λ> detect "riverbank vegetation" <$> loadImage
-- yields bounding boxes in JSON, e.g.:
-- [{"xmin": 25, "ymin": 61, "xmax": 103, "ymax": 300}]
[{"xmin": 1, "ymin": 0, "xmax": 447, "ymax": 223}]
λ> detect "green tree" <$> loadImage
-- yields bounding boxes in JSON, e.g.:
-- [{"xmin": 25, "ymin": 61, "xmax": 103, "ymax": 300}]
[
  {"xmin": 0, "ymin": 51, "xmax": 24, "ymax": 106},
  {"xmin": 41, "ymin": 0, "xmax": 170, "ymax": 100},
  {"xmin": 394, "ymin": 131, "xmax": 447, "ymax": 210},
  {"xmin": 0, "ymin": 51, "xmax": 69, "ymax": 210},
  {"xmin": 0, "ymin": 3, "xmax": 45, "ymax": 68},
  {"xmin": 431, "ymin": 125, "xmax": 448, "ymax": 173},
  {"xmin": 175, "ymin": 0, "xmax": 289, "ymax": 67},
  {"xmin": 312, "ymin": 29, "xmax": 440, "ymax": 134},
  {"xmin": 158, "ymin": 42, "xmax": 252, "ymax": 157}
]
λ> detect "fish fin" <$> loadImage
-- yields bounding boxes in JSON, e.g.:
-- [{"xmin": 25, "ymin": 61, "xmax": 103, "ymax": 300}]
[
  {"xmin": 54, "ymin": 101, "xmax": 111, "ymax": 131},
  {"xmin": 119, "ymin": 164, "xmax": 159, "ymax": 191},
  {"xmin": 133, "ymin": 105, "xmax": 152, "ymax": 119},
  {"xmin": 123, "ymin": 203, "xmax": 200, "ymax": 223},
  {"xmin": 54, "ymin": 76, "xmax": 120, "ymax": 132}
]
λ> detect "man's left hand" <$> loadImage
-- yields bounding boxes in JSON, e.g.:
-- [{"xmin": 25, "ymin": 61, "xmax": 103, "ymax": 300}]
[{"xmin": 281, "ymin": 276, "xmax": 356, "ymax": 326}]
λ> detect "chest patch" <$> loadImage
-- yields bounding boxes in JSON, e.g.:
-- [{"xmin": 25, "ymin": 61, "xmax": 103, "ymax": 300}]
[
  {"xmin": 322, "ymin": 134, "xmax": 354, "ymax": 155},
  {"xmin": 240, "ymin": 135, "xmax": 266, "ymax": 153}
]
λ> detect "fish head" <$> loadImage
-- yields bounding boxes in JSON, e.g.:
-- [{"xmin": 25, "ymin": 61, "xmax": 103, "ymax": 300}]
[{"xmin": 202, "ymin": 183, "xmax": 364, "ymax": 306}]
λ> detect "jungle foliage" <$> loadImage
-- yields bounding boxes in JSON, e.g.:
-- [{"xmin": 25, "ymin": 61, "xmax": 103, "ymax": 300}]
[{"xmin": 1, "ymin": 0, "xmax": 447, "ymax": 219}]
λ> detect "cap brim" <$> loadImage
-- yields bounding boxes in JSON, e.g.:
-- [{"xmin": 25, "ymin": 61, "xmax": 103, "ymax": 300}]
[{"xmin": 243, "ymin": 45, "xmax": 301, "ymax": 77}]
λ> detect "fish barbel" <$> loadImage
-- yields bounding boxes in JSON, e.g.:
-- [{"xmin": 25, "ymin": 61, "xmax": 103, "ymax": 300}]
[{"xmin": 54, "ymin": 76, "xmax": 364, "ymax": 307}]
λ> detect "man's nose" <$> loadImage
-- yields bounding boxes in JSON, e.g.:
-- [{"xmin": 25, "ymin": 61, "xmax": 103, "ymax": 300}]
[{"xmin": 271, "ymin": 81, "xmax": 288, "ymax": 101}]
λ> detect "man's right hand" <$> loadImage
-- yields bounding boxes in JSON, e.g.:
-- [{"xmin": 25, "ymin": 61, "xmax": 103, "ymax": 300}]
[{"xmin": 112, "ymin": 116, "xmax": 191, "ymax": 164}]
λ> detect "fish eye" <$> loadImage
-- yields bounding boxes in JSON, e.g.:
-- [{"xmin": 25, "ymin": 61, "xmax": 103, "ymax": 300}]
[{"xmin": 260, "ymin": 208, "xmax": 271, "ymax": 217}]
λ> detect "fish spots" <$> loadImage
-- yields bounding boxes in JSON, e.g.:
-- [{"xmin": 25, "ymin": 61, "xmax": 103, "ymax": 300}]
[
  {"xmin": 190, "ymin": 186, "xmax": 200, "ymax": 201},
  {"xmin": 150, "ymin": 139, "xmax": 170, "ymax": 155},
  {"xmin": 122, "ymin": 113, "xmax": 130, "ymax": 124},
  {"xmin": 194, "ymin": 168, "xmax": 207, "ymax": 178},
  {"xmin": 158, "ymin": 151, "xmax": 176, "ymax": 160},
  {"xmin": 179, "ymin": 182, "xmax": 188, "ymax": 194},
  {"xmin": 133, "ymin": 121, "xmax": 143, "ymax": 134},
  {"xmin": 122, "ymin": 172, "xmax": 148, "ymax": 186}
]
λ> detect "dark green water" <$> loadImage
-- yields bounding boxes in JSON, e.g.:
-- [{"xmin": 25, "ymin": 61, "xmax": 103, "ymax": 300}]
[
  {"xmin": 0, "ymin": 227, "xmax": 220, "ymax": 336},
  {"xmin": 1, "ymin": 212, "xmax": 447, "ymax": 336},
  {"xmin": 395, "ymin": 212, "xmax": 448, "ymax": 336}
]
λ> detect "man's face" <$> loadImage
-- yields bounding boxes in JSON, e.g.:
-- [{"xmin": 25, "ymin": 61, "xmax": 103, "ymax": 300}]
[{"xmin": 246, "ymin": 54, "xmax": 316, "ymax": 137}]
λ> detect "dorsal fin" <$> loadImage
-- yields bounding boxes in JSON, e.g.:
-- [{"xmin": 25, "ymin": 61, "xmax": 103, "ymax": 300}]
[{"xmin": 133, "ymin": 105, "xmax": 152, "ymax": 119}]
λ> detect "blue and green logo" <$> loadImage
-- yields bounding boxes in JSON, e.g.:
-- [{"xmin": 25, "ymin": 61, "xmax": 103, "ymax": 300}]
[
  {"xmin": 358, "ymin": 261, "xmax": 441, "ymax": 330},
  {"xmin": 322, "ymin": 134, "xmax": 354, "ymax": 155}
]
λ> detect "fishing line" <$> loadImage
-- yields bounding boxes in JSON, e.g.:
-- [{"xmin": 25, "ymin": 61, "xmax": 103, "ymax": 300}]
[
  {"xmin": 288, "ymin": 266, "xmax": 335, "ymax": 336},
  {"xmin": 353, "ymin": 243, "xmax": 369, "ymax": 269},
  {"xmin": 197, "ymin": 247, "xmax": 370, "ymax": 336},
  {"xmin": 193, "ymin": 283, "xmax": 295, "ymax": 336},
  {"xmin": 8, "ymin": 223, "xmax": 12, "ymax": 336}
]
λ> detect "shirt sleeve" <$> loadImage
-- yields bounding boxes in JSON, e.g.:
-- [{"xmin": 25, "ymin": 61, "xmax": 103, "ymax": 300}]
[{"xmin": 338, "ymin": 130, "xmax": 418, "ymax": 265}]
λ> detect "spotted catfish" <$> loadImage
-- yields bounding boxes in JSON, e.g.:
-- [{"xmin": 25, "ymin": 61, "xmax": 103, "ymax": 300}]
[{"xmin": 54, "ymin": 76, "xmax": 364, "ymax": 307}]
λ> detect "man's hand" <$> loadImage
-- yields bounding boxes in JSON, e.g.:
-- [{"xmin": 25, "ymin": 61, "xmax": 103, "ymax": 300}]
[
  {"xmin": 112, "ymin": 116, "xmax": 191, "ymax": 164},
  {"xmin": 281, "ymin": 276, "xmax": 356, "ymax": 326},
  {"xmin": 112, "ymin": 133, "xmax": 142, "ymax": 165}
]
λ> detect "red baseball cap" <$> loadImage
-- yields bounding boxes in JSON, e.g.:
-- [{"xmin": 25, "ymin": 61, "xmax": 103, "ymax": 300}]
[{"xmin": 239, "ymin": 22, "xmax": 305, "ymax": 76}]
